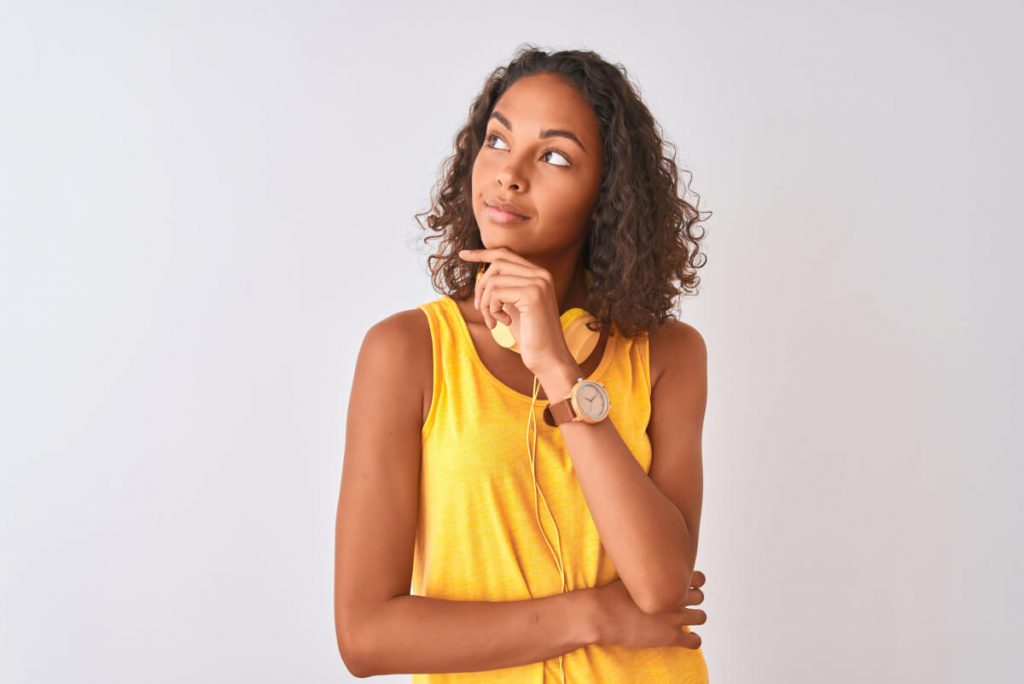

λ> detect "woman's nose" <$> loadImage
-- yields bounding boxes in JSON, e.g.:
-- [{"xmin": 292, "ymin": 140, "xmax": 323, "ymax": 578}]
[{"xmin": 496, "ymin": 165, "xmax": 527, "ymax": 191}]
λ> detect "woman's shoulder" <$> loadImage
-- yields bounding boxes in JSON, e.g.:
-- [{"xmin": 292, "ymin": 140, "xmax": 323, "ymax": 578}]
[
  {"xmin": 363, "ymin": 292, "xmax": 471, "ymax": 374},
  {"xmin": 646, "ymin": 317, "xmax": 706, "ymax": 389},
  {"xmin": 358, "ymin": 305, "xmax": 436, "ymax": 425},
  {"xmin": 362, "ymin": 304, "xmax": 434, "ymax": 351}
]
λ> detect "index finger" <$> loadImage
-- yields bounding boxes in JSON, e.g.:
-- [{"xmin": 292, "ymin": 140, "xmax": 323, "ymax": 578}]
[{"xmin": 459, "ymin": 246, "xmax": 532, "ymax": 267}]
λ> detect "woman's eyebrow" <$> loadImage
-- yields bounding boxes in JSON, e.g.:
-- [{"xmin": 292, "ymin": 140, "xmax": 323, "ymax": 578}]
[{"xmin": 489, "ymin": 110, "xmax": 588, "ymax": 154}]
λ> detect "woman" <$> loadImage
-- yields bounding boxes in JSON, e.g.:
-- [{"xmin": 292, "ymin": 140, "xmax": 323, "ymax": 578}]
[{"xmin": 335, "ymin": 45, "xmax": 712, "ymax": 682}]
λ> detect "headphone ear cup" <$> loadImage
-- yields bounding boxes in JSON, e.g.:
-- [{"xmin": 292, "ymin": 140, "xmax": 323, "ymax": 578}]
[
  {"xmin": 490, "ymin": 307, "xmax": 600, "ymax": 363},
  {"xmin": 490, "ymin": 319, "xmax": 518, "ymax": 349},
  {"xmin": 485, "ymin": 267, "xmax": 601, "ymax": 360},
  {"xmin": 562, "ymin": 312, "xmax": 599, "ymax": 364}
]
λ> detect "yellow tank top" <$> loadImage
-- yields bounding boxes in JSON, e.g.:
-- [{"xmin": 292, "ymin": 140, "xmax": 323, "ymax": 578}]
[{"xmin": 412, "ymin": 294, "xmax": 709, "ymax": 683}]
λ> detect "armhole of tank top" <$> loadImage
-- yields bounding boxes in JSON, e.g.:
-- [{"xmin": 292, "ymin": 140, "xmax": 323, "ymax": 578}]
[
  {"xmin": 639, "ymin": 329, "xmax": 653, "ymax": 397},
  {"xmin": 417, "ymin": 304, "xmax": 442, "ymax": 440}
]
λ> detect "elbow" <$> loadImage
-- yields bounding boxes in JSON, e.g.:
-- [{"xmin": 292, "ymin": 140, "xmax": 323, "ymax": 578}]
[
  {"xmin": 634, "ymin": 561, "xmax": 694, "ymax": 615},
  {"xmin": 336, "ymin": 635, "xmax": 371, "ymax": 678},
  {"xmin": 336, "ymin": 614, "xmax": 374, "ymax": 678},
  {"xmin": 636, "ymin": 590, "xmax": 688, "ymax": 615},
  {"xmin": 336, "ymin": 593, "xmax": 398, "ymax": 678}
]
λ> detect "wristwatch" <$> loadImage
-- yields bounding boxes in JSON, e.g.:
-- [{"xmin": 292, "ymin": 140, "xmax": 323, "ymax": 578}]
[{"xmin": 543, "ymin": 376, "xmax": 612, "ymax": 426}]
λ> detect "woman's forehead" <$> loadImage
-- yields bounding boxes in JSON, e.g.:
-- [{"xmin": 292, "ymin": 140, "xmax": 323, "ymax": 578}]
[{"xmin": 493, "ymin": 75, "xmax": 601, "ymax": 145}]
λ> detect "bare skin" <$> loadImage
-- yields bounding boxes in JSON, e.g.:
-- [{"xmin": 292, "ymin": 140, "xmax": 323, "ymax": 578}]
[{"xmin": 334, "ymin": 73, "xmax": 708, "ymax": 678}]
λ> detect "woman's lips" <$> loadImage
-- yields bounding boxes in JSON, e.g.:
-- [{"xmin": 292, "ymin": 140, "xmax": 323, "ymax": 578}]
[{"xmin": 484, "ymin": 205, "xmax": 529, "ymax": 224}]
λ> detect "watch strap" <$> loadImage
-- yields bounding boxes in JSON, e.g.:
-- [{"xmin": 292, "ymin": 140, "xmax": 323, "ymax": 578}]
[
  {"xmin": 543, "ymin": 397, "xmax": 577, "ymax": 426},
  {"xmin": 543, "ymin": 376, "xmax": 586, "ymax": 427}
]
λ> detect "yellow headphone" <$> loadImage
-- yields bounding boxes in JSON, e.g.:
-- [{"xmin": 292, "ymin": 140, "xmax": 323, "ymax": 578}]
[{"xmin": 476, "ymin": 265, "xmax": 602, "ymax": 684}]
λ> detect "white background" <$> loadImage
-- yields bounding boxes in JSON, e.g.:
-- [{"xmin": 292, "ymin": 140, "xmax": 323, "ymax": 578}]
[{"xmin": 2, "ymin": 1, "xmax": 1021, "ymax": 682}]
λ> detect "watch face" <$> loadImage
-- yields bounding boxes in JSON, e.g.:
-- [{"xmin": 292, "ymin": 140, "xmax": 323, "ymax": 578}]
[{"xmin": 575, "ymin": 380, "xmax": 610, "ymax": 420}]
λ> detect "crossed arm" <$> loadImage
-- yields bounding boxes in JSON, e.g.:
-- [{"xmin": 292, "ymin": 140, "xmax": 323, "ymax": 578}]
[
  {"xmin": 333, "ymin": 311, "xmax": 706, "ymax": 676},
  {"xmin": 532, "ymin": 318, "xmax": 707, "ymax": 614}
]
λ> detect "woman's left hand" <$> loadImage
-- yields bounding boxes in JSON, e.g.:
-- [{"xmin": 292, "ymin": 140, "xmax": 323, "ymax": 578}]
[{"xmin": 459, "ymin": 246, "xmax": 574, "ymax": 375}]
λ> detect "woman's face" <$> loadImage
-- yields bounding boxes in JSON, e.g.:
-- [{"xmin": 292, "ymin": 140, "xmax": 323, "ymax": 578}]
[{"xmin": 471, "ymin": 73, "xmax": 604, "ymax": 259}]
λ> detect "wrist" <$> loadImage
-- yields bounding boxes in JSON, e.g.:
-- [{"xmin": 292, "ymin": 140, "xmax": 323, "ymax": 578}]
[
  {"xmin": 568, "ymin": 587, "xmax": 605, "ymax": 647},
  {"xmin": 534, "ymin": 357, "xmax": 582, "ymax": 402}
]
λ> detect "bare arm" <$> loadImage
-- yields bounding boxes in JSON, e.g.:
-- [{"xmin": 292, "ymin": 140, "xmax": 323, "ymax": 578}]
[
  {"xmin": 532, "ymin": 319, "xmax": 707, "ymax": 614},
  {"xmin": 333, "ymin": 309, "xmax": 601, "ymax": 678},
  {"xmin": 350, "ymin": 589, "xmax": 598, "ymax": 677}
]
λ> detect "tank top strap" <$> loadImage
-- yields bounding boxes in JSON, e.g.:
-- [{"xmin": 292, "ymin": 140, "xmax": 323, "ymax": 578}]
[{"xmin": 415, "ymin": 296, "xmax": 456, "ymax": 439}]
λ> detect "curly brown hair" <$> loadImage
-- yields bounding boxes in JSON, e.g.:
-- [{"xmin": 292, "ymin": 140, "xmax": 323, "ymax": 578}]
[{"xmin": 415, "ymin": 44, "xmax": 711, "ymax": 339}]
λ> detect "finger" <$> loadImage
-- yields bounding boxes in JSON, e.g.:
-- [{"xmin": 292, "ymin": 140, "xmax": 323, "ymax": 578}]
[
  {"xmin": 485, "ymin": 292, "xmax": 511, "ymax": 326},
  {"xmin": 481, "ymin": 275, "xmax": 536, "ymax": 327},
  {"xmin": 485, "ymin": 281, "xmax": 544, "ymax": 326},
  {"xmin": 480, "ymin": 284, "xmax": 494, "ymax": 329},
  {"xmin": 480, "ymin": 275, "xmax": 500, "ymax": 329},
  {"xmin": 473, "ymin": 271, "xmax": 492, "ymax": 329},
  {"xmin": 496, "ymin": 304, "xmax": 512, "ymax": 325},
  {"xmin": 463, "ymin": 246, "xmax": 537, "ymax": 270},
  {"xmin": 668, "ymin": 585, "xmax": 703, "ymax": 610},
  {"xmin": 478, "ymin": 257, "xmax": 541, "ymax": 278},
  {"xmin": 473, "ymin": 261, "xmax": 500, "ymax": 316},
  {"xmin": 485, "ymin": 284, "xmax": 527, "ymax": 329},
  {"xmin": 475, "ymin": 266, "xmax": 500, "ymax": 329},
  {"xmin": 676, "ymin": 629, "xmax": 702, "ymax": 650},
  {"xmin": 474, "ymin": 265, "xmax": 483, "ymax": 312},
  {"xmin": 476, "ymin": 269, "xmax": 490, "ymax": 328},
  {"xmin": 483, "ymin": 274, "xmax": 540, "ymax": 325},
  {"xmin": 475, "ymin": 258, "xmax": 547, "ymax": 310},
  {"xmin": 674, "ymin": 607, "xmax": 707, "ymax": 626},
  {"xmin": 496, "ymin": 296, "xmax": 522, "ymax": 326},
  {"xmin": 690, "ymin": 570, "xmax": 705, "ymax": 588},
  {"xmin": 474, "ymin": 264, "xmax": 489, "ymax": 312}
]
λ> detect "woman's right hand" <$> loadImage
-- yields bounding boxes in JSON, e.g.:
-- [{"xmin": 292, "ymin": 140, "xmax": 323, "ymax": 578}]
[{"xmin": 591, "ymin": 570, "xmax": 706, "ymax": 649}]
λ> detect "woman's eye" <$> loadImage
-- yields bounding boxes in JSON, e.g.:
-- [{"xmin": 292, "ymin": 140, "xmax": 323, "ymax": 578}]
[
  {"xmin": 485, "ymin": 133, "xmax": 509, "ymax": 150},
  {"xmin": 485, "ymin": 133, "xmax": 571, "ymax": 168},
  {"xmin": 542, "ymin": 150, "xmax": 571, "ymax": 167}
]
